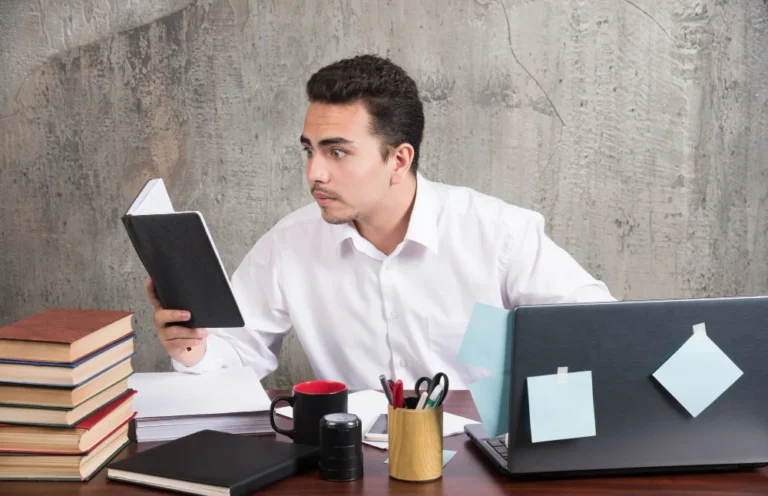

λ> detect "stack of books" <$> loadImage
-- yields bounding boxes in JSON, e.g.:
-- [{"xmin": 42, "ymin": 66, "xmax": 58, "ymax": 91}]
[{"xmin": 0, "ymin": 308, "xmax": 137, "ymax": 481}]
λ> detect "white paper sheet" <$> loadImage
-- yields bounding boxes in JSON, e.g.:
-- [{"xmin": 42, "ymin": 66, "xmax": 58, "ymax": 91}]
[
  {"xmin": 127, "ymin": 178, "xmax": 175, "ymax": 215},
  {"xmin": 128, "ymin": 367, "xmax": 271, "ymax": 419},
  {"xmin": 275, "ymin": 389, "xmax": 479, "ymax": 449}
]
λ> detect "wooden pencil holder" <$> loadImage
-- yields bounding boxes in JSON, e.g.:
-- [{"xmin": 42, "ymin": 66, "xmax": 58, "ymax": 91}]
[{"xmin": 387, "ymin": 401, "xmax": 443, "ymax": 482}]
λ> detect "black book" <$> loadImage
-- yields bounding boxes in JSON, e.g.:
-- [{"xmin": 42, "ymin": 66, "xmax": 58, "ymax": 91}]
[
  {"xmin": 106, "ymin": 430, "xmax": 320, "ymax": 495},
  {"xmin": 122, "ymin": 178, "xmax": 244, "ymax": 329}
]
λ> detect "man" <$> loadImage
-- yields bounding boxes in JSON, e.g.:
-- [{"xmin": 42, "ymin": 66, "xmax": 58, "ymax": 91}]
[{"xmin": 148, "ymin": 54, "xmax": 615, "ymax": 389}]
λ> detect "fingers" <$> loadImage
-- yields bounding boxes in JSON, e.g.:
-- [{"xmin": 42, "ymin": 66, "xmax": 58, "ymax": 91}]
[
  {"xmin": 160, "ymin": 326, "xmax": 208, "ymax": 341},
  {"xmin": 158, "ymin": 326, "xmax": 207, "ymax": 355},
  {"xmin": 153, "ymin": 309, "xmax": 192, "ymax": 329},
  {"xmin": 146, "ymin": 278, "xmax": 162, "ymax": 310}
]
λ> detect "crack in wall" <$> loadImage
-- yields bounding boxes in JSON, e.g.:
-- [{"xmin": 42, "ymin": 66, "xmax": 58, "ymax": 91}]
[
  {"xmin": 499, "ymin": 0, "xmax": 575, "ymax": 142},
  {"xmin": 622, "ymin": 0, "xmax": 674, "ymax": 41}
]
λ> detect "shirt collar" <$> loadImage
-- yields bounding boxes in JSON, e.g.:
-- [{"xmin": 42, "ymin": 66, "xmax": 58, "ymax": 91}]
[
  {"xmin": 331, "ymin": 172, "xmax": 440, "ymax": 256},
  {"xmin": 403, "ymin": 172, "xmax": 440, "ymax": 254}
]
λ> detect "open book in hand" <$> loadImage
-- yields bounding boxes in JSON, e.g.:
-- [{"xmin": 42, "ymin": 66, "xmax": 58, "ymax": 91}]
[{"xmin": 122, "ymin": 178, "xmax": 244, "ymax": 329}]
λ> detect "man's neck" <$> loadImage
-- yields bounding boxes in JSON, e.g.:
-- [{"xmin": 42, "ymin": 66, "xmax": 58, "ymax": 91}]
[{"xmin": 354, "ymin": 174, "xmax": 417, "ymax": 256}]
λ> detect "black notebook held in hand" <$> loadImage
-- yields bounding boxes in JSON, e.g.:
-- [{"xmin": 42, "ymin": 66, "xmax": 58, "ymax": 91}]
[
  {"xmin": 106, "ymin": 430, "xmax": 321, "ymax": 495},
  {"xmin": 122, "ymin": 178, "xmax": 244, "ymax": 329}
]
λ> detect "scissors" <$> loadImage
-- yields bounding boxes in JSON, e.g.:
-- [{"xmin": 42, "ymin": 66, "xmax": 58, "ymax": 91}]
[{"xmin": 414, "ymin": 372, "xmax": 449, "ymax": 401}]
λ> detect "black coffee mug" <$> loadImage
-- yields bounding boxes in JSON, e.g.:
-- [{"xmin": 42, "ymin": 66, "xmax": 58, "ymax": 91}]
[{"xmin": 269, "ymin": 380, "xmax": 348, "ymax": 445}]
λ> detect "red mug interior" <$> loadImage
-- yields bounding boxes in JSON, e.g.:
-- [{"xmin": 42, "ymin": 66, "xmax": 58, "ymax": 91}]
[{"xmin": 294, "ymin": 380, "xmax": 347, "ymax": 395}]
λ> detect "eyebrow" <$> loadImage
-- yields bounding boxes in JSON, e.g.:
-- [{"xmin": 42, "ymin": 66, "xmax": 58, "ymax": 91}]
[{"xmin": 300, "ymin": 135, "xmax": 355, "ymax": 147}]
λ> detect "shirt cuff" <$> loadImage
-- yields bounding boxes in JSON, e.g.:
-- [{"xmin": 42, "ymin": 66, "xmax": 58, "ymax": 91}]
[{"xmin": 171, "ymin": 334, "xmax": 240, "ymax": 374}]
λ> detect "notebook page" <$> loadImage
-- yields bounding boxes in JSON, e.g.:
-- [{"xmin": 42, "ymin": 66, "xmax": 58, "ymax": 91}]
[{"xmin": 128, "ymin": 178, "xmax": 175, "ymax": 215}]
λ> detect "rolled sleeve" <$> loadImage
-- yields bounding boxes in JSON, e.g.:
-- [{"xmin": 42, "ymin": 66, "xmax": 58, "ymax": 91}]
[{"xmin": 501, "ymin": 209, "xmax": 616, "ymax": 307}]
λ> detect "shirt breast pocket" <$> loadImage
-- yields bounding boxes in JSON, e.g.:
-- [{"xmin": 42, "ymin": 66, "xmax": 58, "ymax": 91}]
[{"xmin": 427, "ymin": 317, "xmax": 492, "ymax": 389}]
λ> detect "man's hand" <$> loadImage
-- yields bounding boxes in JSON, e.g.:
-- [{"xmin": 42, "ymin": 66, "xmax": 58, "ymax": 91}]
[{"xmin": 146, "ymin": 278, "xmax": 208, "ymax": 367}]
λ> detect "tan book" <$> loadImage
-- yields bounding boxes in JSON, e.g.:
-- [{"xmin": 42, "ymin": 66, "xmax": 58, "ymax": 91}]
[
  {"xmin": 0, "ymin": 390, "xmax": 136, "ymax": 454},
  {"xmin": 0, "ymin": 423, "xmax": 130, "ymax": 481},
  {"xmin": 0, "ymin": 380, "xmax": 131, "ymax": 427},
  {"xmin": 0, "ymin": 359, "xmax": 133, "ymax": 408},
  {"xmin": 0, "ymin": 335, "xmax": 135, "ymax": 387},
  {"xmin": 0, "ymin": 308, "xmax": 133, "ymax": 363}
]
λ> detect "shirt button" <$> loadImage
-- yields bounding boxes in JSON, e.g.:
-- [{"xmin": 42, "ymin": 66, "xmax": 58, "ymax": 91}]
[
  {"xmin": 400, "ymin": 359, "xmax": 408, "ymax": 368},
  {"xmin": 390, "ymin": 311, "xmax": 398, "ymax": 319}
]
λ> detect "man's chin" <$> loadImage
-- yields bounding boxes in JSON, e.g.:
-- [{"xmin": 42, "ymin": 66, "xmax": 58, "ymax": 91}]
[{"xmin": 320, "ymin": 209, "xmax": 357, "ymax": 225}]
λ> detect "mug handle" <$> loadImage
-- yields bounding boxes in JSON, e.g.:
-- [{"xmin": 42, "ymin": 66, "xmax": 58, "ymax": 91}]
[{"xmin": 269, "ymin": 395, "xmax": 295, "ymax": 439}]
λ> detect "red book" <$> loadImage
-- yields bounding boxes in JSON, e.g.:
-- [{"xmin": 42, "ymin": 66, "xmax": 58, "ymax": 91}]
[{"xmin": 0, "ymin": 389, "xmax": 137, "ymax": 454}]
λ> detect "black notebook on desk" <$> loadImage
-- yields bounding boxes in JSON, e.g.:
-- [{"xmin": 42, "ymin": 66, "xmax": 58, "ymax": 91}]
[
  {"xmin": 122, "ymin": 178, "xmax": 244, "ymax": 329},
  {"xmin": 106, "ymin": 430, "xmax": 320, "ymax": 495}
]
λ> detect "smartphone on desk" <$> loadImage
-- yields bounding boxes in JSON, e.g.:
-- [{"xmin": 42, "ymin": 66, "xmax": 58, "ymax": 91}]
[{"xmin": 364, "ymin": 413, "xmax": 388, "ymax": 442}]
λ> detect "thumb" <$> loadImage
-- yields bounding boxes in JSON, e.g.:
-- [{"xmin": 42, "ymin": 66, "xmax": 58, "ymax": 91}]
[{"xmin": 146, "ymin": 278, "xmax": 162, "ymax": 310}]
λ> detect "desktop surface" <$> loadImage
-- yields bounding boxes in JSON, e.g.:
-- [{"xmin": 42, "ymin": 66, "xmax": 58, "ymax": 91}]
[{"xmin": 3, "ymin": 390, "xmax": 768, "ymax": 495}]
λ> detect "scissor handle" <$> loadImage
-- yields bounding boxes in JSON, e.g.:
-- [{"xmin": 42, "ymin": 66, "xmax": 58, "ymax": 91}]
[
  {"xmin": 432, "ymin": 372, "xmax": 449, "ymax": 397},
  {"xmin": 414, "ymin": 376, "xmax": 432, "ymax": 396}
]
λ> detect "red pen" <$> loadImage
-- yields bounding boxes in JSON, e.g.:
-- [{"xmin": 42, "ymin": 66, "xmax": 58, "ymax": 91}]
[{"xmin": 393, "ymin": 380, "xmax": 404, "ymax": 408}]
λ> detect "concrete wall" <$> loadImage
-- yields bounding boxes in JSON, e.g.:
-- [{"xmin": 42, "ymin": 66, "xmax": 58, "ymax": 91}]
[{"xmin": 2, "ymin": 0, "xmax": 767, "ymax": 388}]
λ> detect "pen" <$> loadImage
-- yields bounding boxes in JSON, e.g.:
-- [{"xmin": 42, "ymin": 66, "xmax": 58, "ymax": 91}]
[
  {"xmin": 380, "ymin": 374, "xmax": 394, "ymax": 406},
  {"xmin": 424, "ymin": 383, "xmax": 444, "ymax": 408},
  {"xmin": 393, "ymin": 379, "xmax": 404, "ymax": 409},
  {"xmin": 415, "ymin": 390, "xmax": 429, "ymax": 409}
]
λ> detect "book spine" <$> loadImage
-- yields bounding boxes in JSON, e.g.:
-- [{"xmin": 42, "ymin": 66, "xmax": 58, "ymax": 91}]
[{"xmin": 121, "ymin": 216, "xmax": 169, "ymax": 309}]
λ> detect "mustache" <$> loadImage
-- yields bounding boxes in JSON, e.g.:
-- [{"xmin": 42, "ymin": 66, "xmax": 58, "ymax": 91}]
[{"xmin": 311, "ymin": 185, "xmax": 339, "ymax": 199}]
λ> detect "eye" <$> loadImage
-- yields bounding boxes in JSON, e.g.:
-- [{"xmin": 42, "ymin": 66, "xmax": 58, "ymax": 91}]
[
  {"xmin": 331, "ymin": 148, "xmax": 347, "ymax": 159},
  {"xmin": 303, "ymin": 147, "xmax": 313, "ymax": 157}
]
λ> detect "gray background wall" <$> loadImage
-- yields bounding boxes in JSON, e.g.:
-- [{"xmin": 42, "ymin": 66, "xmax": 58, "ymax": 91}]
[{"xmin": 1, "ymin": 0, "xmax": 767, "ymax": 389}]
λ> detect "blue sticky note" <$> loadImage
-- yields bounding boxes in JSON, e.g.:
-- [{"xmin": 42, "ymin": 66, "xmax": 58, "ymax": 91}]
[
  {"xmin": 384, "ymin": 450, "xmax": 457, "ymax": 467},
  {"xmin": 527, "ymin": 370, "xmax": 596, "ymax": 443},
  {"xmin": 456, "ymin": 303, "xmax": 512, "ymax": 373},
  {"xmin": 652, "ymin": 326, "xmax": 743, "ymax": 418},
  {"xmin": 468, "ymin": 373, "xmax": 510, "ymax": 438},
  {"xmin": 457, "ymin": 303, "xmax": 513, "ymax": 437}
]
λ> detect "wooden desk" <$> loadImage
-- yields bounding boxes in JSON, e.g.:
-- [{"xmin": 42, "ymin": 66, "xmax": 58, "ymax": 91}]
[{"xmin": 3, "ymin": 390, "xmax": 768, "ymax": 495}]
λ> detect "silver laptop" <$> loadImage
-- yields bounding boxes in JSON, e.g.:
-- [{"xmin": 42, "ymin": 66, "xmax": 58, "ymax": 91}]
[{"xmin": 465, "ymin": 296, "xmax": 768, "ymax": 478}]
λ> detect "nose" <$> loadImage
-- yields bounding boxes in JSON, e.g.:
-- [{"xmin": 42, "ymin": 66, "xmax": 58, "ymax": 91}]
[{"xmin": 306, "ymin": 155, "xmax": 329, "ymax": 184}]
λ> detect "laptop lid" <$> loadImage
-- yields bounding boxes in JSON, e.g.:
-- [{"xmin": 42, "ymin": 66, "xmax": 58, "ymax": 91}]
[{"xmin": 505, "ymin": 296, "xmax": 768, "ymax": 475}]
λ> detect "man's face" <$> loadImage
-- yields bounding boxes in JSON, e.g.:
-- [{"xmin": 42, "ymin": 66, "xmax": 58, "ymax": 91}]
[{"xmin": 301, "ymin": 101, "xmax": 393, "ymax": 224}]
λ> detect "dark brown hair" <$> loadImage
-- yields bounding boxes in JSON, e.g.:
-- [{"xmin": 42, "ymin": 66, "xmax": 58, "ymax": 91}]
[{"xmin": 306, "ymin": 54, "xmax": 425, "ymax": 173}]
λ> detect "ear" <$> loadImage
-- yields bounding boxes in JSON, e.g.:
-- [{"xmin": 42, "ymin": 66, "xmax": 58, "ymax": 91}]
[{"xmin": 389, "ymin": 143, "xmax": 415, "ymax": 185}]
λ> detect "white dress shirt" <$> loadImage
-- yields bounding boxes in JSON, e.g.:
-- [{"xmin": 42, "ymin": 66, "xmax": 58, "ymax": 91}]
[{"xmin": 172, "ymin": 173, "xmax": 615, "ymax": 389}]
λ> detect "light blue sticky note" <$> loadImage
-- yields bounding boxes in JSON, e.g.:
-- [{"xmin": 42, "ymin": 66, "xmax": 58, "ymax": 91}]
[
  {"xmin": 384, "ymin": 450, "xmax": 457, "ymax": 467},
  {"xmin": 527, "ymin": 370, "xmax": 596, "ymax": 443},
  {"xmin": 652, "ymin": 325, "xmax": 743, "ymax": 418},
  {"xmin": 457, "ymin": 303, "xmax": 513, "ymax": 438},
  {"xmin": 468, "ymin": 373, "xmax": 510, "ymax": 438},
  {"xmin": 456, "ymin": 303, "xmax": 512, "ymax": 373}
]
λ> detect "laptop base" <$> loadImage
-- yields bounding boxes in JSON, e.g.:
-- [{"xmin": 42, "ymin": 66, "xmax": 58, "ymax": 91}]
[{"xmin": 464, "ymin": 424, "xmax": 767, "ymax": 480}]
